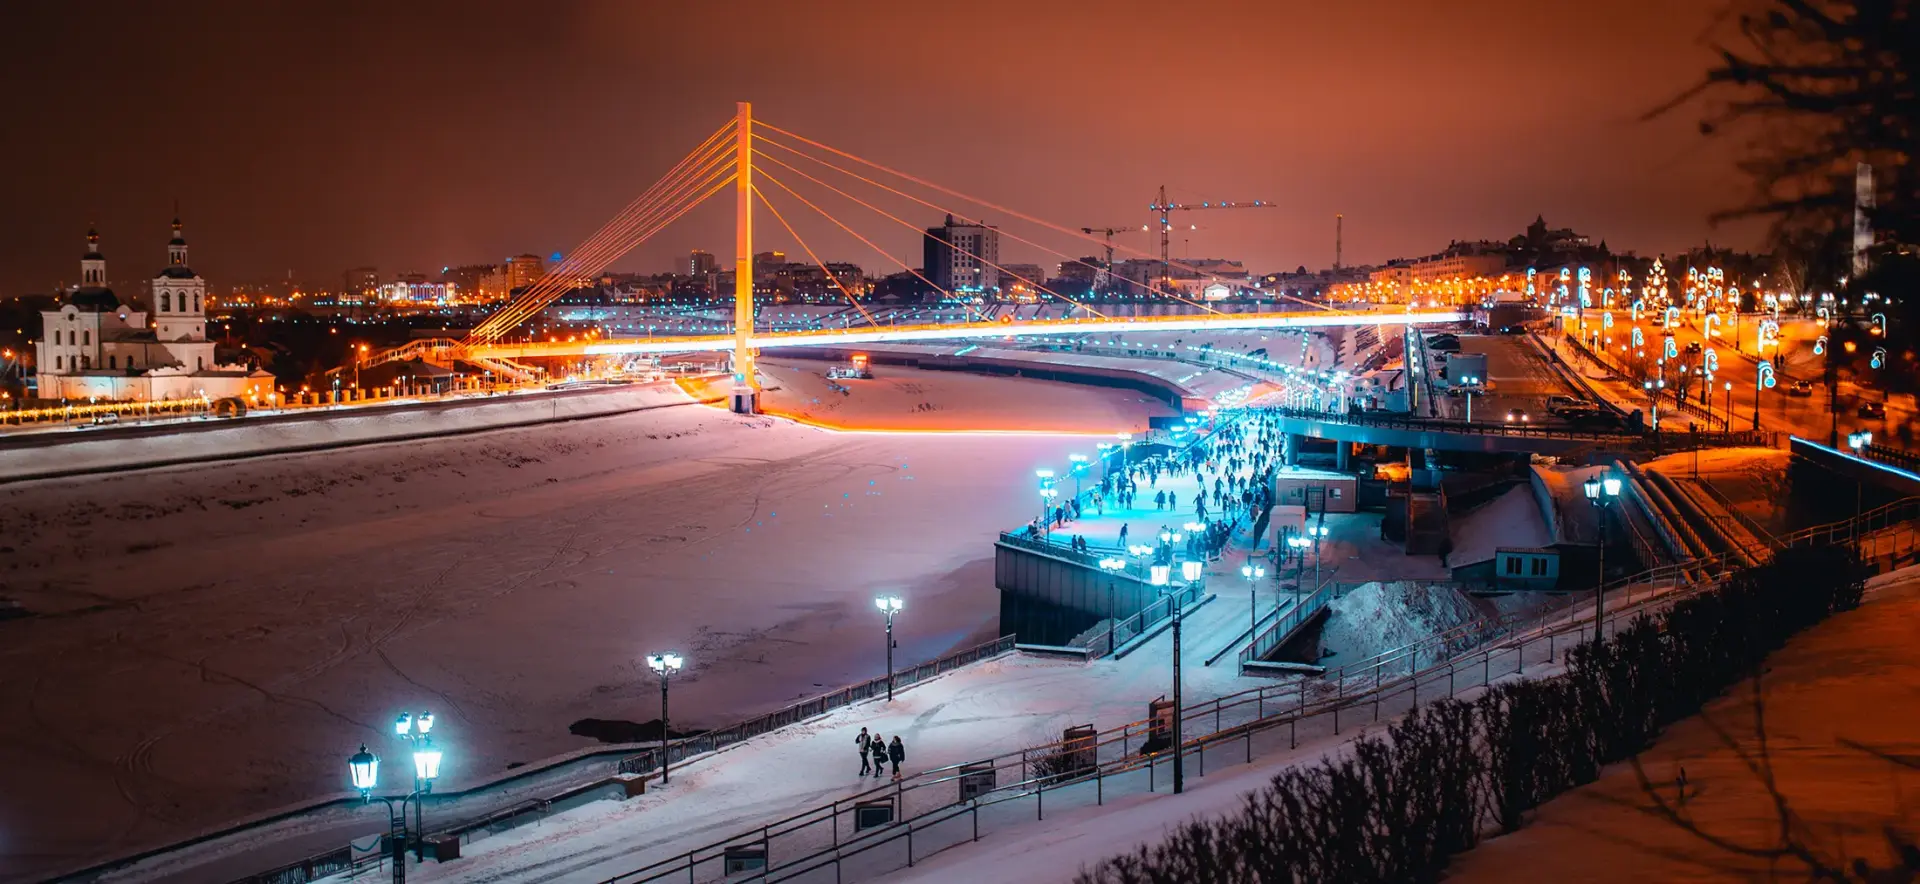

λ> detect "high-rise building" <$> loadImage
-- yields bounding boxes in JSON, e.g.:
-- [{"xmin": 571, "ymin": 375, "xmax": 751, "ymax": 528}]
[
  {"xmin": 923, "ymin": 214, "xmax": 1000, "ymax": 295},
  {"xmin": 507, "ymin": 254, "xmax": 546, "ymax": 291},
  {"xmin": 688, "ymin": 250, "xmax": 718, "ymax": 276},
  {"xmin": 343, "ymin": 267, "xmax": 379, "ymax": 302}
]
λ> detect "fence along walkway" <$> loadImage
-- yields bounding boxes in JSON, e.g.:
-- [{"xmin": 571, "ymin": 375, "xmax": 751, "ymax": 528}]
[
  {"xmin": 597, "ymin": 497, "xmax": 1920, "ymax": 884},
  {"xmin": 616, "ymin": 635, "xmax": 1016, "ymax": 777}
]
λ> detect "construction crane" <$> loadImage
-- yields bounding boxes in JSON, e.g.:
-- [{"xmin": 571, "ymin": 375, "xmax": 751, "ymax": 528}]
[
  {"xmin": 1146, "ymin": 185, "xmax": 1277, "ymax": 296},
  {"xmin": 1080, "ymin": 226, "xmax": 1138, "ymax": 295}
]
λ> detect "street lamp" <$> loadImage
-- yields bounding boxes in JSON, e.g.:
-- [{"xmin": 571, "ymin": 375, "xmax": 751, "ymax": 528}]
[
  {"xmin": 1035, "ymin": 469, "xmax": 1058, "ymax": 538},
  {"xmin": 1098, "ymin": 557, "xmax": 1127, "ymax": 648},
  {"xmin": 875, "ymin": 596, "xmax": 903, "ymax": 701},
  {"xmin": 1583, "ymin": 472, "xmax": 1622, "ymax": 641},
  {"xmin": 1166, "ymin": 560, "xmax": 1204, "ymax": 794},
  {"xmin": 348, "ymin": 714, "xmax": 445, "ymax": 882},
  {"xmin": 646, "ymin": 653, "xmax": 683, "ymax": 783},
  {"xmin": 1849, "ymin": 432, "xmax": 1873, "ymax": 527},
  {"xmin": 1240, "ymin": 558, "xmax": 1266, "ymax": 635},
  {"xmin": 1068, "ymin": 453, "xmax": 1090, "ymax": 501}
]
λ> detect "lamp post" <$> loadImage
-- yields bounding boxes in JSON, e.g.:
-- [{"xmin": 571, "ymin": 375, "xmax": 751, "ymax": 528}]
[
  {"xmin": 348, "ymin": 716, "xmax": 444, "ymax": 883},
  {"xmin": 1305, "ymin": 522, "xmax": 1329, "ymax": 591},
  {"xmin": 391, "ymin": 712, "xmax": 441, "ymax": 863},
  {"xmin": 1169, "ymin": 559, "xmax": 1203, "ymax": 794},
  {"xmin": 1583, "ymin": 472, "xmax": 1622, "ymax": 641},
  {"xmin": 1035, "ymin": 469, "xmax": 1057, "ymax": 539},
  {"xmin": 646, "ymin": 653, "xmax": 683, "ymax": 783},
  {"xmin": 1724, "ymin": 381, "xmax": 1733, "ymax": 432},
  {"xmin": 1069, "ymin": 453, "xmax": 1089, "ymax": 502},
  {"xmin": 1240, "ymin": 557, "xmax": 1266, "ymax": 635},
  {"xmin": 875, "ymin": 596, "xmax": 903, "ymax": 701},
  {"xmin": 1098, "ymin": 557, "xmax": 1127, "ymax": 650},
  {"xmin": 1118, "ymin": 432, "xmax": 1133, "ymax": 472},
  {"xmin": 1848, "ymin": 432, "xmax": 1873, "ymax": 529}
]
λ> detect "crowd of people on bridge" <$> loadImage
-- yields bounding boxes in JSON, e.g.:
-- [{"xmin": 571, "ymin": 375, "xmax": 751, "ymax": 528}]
[{"xmin": 1019, "ymin": 410, "xmax": 1291, "ymax": 566}]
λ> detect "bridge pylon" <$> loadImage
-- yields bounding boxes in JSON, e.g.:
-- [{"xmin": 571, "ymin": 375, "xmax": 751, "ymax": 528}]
[{"xmin": 729, "ymin": 101, "xmax": 759, "ymax": 414}]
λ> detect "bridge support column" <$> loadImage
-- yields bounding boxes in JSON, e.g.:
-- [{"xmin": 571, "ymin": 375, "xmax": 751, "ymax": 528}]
[
  {"xmin": 730, "ymin": 100, "xmax": 759, "ymax": 415},
  {"xmin": 1285, "ymin": 433, "xmax": 1304, "ymax": 467},
  {"xmin": 1336, "ymin": 441, "xmax": 1352, "ymax": 472}
]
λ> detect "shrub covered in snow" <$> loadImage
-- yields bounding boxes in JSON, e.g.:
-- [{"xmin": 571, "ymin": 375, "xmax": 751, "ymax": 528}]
[{"xmin": 1077, "ymin": 543, "xmax": 1871, "ymax": 883}]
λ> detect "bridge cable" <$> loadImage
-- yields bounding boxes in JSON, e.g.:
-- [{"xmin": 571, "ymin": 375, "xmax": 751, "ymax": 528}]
[
  {"xmin": 750, "ymin": 183, "xmax": 880, "ymax": 328},
  {"xmin": 472, "ymin": 146, "xmax": 736, "ymax": 342},
  {"xmin": 752, "ymin": 133, "xmax": 1226, "ymax": 316},
  {"xmin": 470, "ymin": 120, "xmax": 738, "ymax": 342},
  {"xmin": 752, "ymin": 151, "xmax": 1107, "ymax": 320},
  {"xmin": 752, "ymin": 170, "xmax": 981, "ymax": 323},
  {"xmin": 473, "ymin": 143, "xmax": 736, "ymax": 341},
  {"xmin": 753, "ymin": 123, "xmax": 1257, "ymax": 314}
]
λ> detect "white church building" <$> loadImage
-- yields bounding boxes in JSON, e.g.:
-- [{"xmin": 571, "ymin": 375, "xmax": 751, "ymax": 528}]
[{"xmin": 34, "ymin": 222, "xmax": 274, "ymax": 402}]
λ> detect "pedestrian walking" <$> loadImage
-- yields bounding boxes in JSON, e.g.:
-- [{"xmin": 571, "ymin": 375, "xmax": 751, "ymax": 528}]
[
  {"xmin": 1119, "ymin": 523, "xmax": 1129, "ymax": 547},
  {"xmin": 888, "ymin": 735, "xmax": 905, "ymax": 780},
  {"xmin": 856, "ymin": 727, "xmax": 872, "ymax": 776},
  {"xmin": 870, "ymin": 733, "xmax": 889, "ymax": 778}
]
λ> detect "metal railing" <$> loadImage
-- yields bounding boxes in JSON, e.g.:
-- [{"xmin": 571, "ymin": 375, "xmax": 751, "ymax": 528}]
[
  {"xmin": 1249, "ymin": 403, "xmax": 1772, "ymax": 448},
  {"xmin": 616, "ymin": 635, "xmax": 1016, "ymax": 777},
  {"xmin": 1103, "ymin": 583, "xmax": 1205, "ymax": 658},
  {"xmin": 1864, "ymin": 442, "xmax": 1920, "ymax": 474},
  {"xmin": 227, "ymin": 845, "xmax": 353, "ymax": 884},
  {"xmin": 594, "ymin": 498, "xmax": 1920, "ymax": 884},
  {"xmin": 1236, "ymin": 584, "xmax": 1335, "ymax": 673}
]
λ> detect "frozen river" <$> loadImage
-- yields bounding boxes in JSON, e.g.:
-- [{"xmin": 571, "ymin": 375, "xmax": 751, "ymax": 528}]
[{"xmin": 0, "ymin": 361, "xmax": 1167, "ymax": 882}]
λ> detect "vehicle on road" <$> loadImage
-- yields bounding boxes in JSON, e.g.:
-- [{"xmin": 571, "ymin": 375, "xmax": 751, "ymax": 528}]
[
  {"xmin": 1505, "ymin": 409, "xmax": 1531, "ymax": 424},
  {"xmin": 1684, "ymin": 341, "xmax": 1703, "ymax": 356},
  {"xmin": 826, "ymin": 354, "xmax": 873, "ymax": 380},
  {"xmin": 1788, "ymin": 380, "xmax": 1816, "ymax": 397},
  {"xmin": 1545, "ymin": 395, "xmax": 1585, "ymax": 415},
  {"xmin": 1858, "ymin": 400, "xmax": 1887, "ymax": 419},
  {"xmin": 89, "ymin": 412, "xmax": 120, "ymax": 425}
]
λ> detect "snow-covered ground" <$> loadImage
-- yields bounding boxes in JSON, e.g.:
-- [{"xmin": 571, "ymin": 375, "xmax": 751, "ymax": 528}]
[
  {"xmin": 1449, "ymin": 566, "xmax": 1920, "ymax": 882},
  {"xmin": 0, "ymin": 363, "xmax": 1162, "ymax": 883},
  {"xmin": 883, "ymin": 558, "xmax": 1920, "ymax": 884}
]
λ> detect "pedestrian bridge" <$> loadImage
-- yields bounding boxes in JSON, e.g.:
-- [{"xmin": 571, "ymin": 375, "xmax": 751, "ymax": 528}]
[
  {"xmin": 1258, "ymin": 405, "xmax": 1774, "ymax": 455},
  {"xmin": 370, "ymin": 308, "xmax": 1468, "ymax": 366}
]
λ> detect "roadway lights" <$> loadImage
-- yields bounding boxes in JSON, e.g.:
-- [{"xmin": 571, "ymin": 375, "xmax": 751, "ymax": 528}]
[
  {"xmin": 348, "ymin": 745, "xmax": 379, "ymax": 796},
  {"xmin": 1585, "ymin": 471, "xmax": 1622, "ymax": 637},
  {"xmin": 874, "ymin": 597, "xmax": 903, "ymax": 701},
  {"xmin": 646, "ymin": 652, "xmax": 684, "ymax": 783}
]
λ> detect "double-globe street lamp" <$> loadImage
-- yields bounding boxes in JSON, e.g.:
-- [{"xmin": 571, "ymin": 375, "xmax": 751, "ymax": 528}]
[
  {"xmin": 1149, "ymin": 559, "xmax": 1205, "ymax": 794},
  {"xmin": 346, "ymin": 711, "xmax": 444, "ymax": 883},
  {"xmin": 646, "ymin": 653, "xmax": 684, "ymax": 784},
  {"xmin": 1035, "ymin": 469, "xmax": 1058, "ymax": 539},
  {"xmin": 876, "ymin": 595, "xmax": 904, "ymax": 701},
  {"xmin": 1848, "ymin": 431, "xmax": 1874, "ymax": 531},
  {"xmin": 1240, "ymin": 557, "xmax": 1266, "ymax": 635},
  {"xmin": 1098, "ymin": 557, "xmax": 1128, "ymax": 650},
  {"xmin": 1583, "ymin": 472, "xmax": 1622, "ymax": 641}
]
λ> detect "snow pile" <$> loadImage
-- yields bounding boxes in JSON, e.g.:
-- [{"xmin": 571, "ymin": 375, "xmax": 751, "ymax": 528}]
[
  {"xmin": 1316, "ymin": 581, "xmax": 1488, "ymax": 671},
  {"xmin": 1447, "ymin": 485, "xmax": 1552, "ymax": 568}
]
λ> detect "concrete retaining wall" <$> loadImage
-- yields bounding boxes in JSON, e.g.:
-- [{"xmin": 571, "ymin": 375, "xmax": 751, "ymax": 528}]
[{"xmin": 0, "ymin": 381, "xmax": 714, "ymax": 484}]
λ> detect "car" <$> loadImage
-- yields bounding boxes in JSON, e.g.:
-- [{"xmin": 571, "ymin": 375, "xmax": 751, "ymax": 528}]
[
  {"xmin": 1497, "ymin": 325, "xmax": 1526, "ymax": 335},
  {"xmin": 1684, "ymin": 341, "xmax": 1703, "ymax": 356},
  {"xmin": 1858, "ymin": 401, "xmax": 1887, "ymax": 419},
  {"xmin": 1545, "ymin": 395, "xmax": 1585, "ymax": 415},
  {"xmin": 90, "ymin": 412, "xmax": 120, "ymax": 425},
  {"xmin": 1787, "ymin": 380, "xmax": 1816, "ymax": 397},
  {"xmin": 1504, "ymin": 409, "xmax": 1531, "ymax": 424}
]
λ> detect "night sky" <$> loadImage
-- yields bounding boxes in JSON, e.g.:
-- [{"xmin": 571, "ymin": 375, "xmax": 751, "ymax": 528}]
[{"xmin": 0, "ymin": 0, "xmax": 1760, "ymax": 295}]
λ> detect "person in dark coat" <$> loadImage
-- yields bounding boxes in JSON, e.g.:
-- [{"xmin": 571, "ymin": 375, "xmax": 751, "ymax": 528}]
[
  {"xmin": 856, "ymin": 727, "xmax": 872, "ymax": 776},
  {"xmin": 887, "ymin": 735, "xmax": 905, "ymax": 780},
  {"xmin": 870, "ymin": 733, "xmax": 889, "ymax": 778}
]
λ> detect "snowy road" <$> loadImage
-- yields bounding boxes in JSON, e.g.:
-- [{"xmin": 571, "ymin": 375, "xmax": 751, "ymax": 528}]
[{"xmin": 0, "ymin": 365, "xmax": 1155, "ymax": 883}]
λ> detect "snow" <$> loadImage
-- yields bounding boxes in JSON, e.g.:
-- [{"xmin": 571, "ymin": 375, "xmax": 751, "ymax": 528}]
[
  {"xmin": 882, "ymin": 560, "xmax": 1920, "ymax": 884},
  {"xmin": 1313, "ymin": 581, "xmax": 1489, "ymax": 672},
  {"xmin": 0, "ymin": 362, "xmax": 1165, "ymax": 883},
  {"xmin": 1447, "ymin": 565, "xmax": 1920, "ymax": 882},
  {"xmin": 1446, "ymin": 485, "xmax": 1552, "ymax": 568}
]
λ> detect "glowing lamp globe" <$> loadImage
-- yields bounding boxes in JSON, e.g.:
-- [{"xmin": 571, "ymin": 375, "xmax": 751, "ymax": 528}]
[
  {"xmin": 348, "ymin": 745, "xmax": 379, "ymax": 793},
  {"xmin": 413, "ymin": 747, "xmax": 444, "ymax": 783}
]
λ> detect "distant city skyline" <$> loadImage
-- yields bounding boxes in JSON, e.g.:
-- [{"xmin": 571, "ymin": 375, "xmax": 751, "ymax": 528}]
[{"xmin": 0, "ymin": 1, "xmax": 1763, "ymax": 296}]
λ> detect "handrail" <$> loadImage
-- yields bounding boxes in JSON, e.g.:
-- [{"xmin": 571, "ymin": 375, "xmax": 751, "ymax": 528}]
[
  {"xmin": 1248, "ymin": 404, "xmax": 1772, "ymax": 448},
  {"xmin": 615, "ymin": 635, "xmax": 1016, "ymax": 777},
  {"xmin": 1236, "ymin": 584, "xmax": 1334, "ymax": 671},
  {"xmin": 600, "ymin": 497, "xmax": 1920, "ymax": 884}
]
